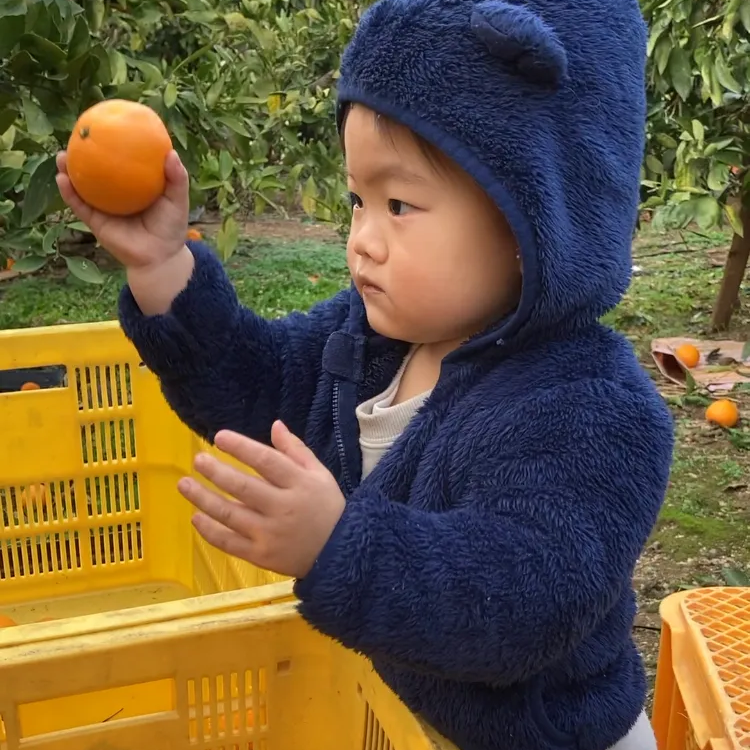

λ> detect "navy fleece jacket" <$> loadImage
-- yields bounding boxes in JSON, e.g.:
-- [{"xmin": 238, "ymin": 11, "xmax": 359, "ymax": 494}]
[{"xmin": 118, "ymin": 1, "xmax": 674, "ymax": 748}]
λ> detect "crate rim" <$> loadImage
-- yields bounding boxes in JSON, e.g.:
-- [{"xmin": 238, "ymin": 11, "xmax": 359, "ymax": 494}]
[
  {"xmin": 0, "ymin": 581, "xmax": 296, "ymax": 654},
  {"xmin": 0, "ymin": 320, "xmax": 121, "ymax": 340}
]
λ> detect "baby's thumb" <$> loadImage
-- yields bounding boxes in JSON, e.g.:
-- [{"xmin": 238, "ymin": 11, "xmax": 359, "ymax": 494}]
[{"xmin": 163, "ymin": 150, "xmax": 189, "ymax": 207}]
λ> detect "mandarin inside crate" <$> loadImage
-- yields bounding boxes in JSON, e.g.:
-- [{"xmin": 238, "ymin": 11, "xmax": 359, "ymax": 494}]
[
  {"xmin": 652, "ymin": 587, "xmax": 750, "ymax": 750},
  {"xmin": 0, "ymin": 321, "xmax": 287, "ymax": 625}
]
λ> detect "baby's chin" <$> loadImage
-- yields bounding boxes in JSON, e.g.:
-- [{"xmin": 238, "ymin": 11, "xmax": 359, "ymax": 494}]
[{"xmin": 363, "ymin": 314, "xmax": 433, "ymax": 346}]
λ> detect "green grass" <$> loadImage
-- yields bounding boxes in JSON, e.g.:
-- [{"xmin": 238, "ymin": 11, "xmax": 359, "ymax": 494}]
[
  {"xmin": 0, "ymin": 238, "xmax": 350, "ymax": 329},
  {"xmin": 2, "ymin": 223, "xmax": 749, "ymax": 571}
]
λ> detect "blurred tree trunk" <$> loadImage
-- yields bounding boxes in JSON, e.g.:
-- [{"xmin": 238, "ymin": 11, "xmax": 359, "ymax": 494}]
[{"xmin": 712, "ymin": 202, "xmax": 750, "ymax": 331}]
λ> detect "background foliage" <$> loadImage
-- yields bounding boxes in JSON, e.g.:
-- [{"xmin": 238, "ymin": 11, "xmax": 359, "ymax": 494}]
[
  {"xmin": 1, "ymin": 0, "xmax": 749, "ymax": 296},
  {"xmin": 0, "ymin": 0, "xmax": 359, "ymax": 279},
  {"xmin": 641, "ymin": 0, "xmax": 749, "ymax": 233}
]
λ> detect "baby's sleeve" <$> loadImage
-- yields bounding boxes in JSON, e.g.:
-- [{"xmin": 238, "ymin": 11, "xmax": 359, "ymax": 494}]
[{"xmin": 118, "ymin": 240, "xmax": 351, "ymax": 445}]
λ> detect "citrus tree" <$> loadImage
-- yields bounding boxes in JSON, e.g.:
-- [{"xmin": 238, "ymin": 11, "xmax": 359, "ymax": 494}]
[
  {"xmin": 0, "ymin": 0, "xmax": 358, "ymax": 281},
  {"xmin": 640, "ymin": 0, "xmax": 750, "ymax": 329}
]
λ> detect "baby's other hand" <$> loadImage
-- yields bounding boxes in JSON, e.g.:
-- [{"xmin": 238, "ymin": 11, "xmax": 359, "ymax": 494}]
[{"xmin": 178, "ymin": 421, "xmax": 346, "ymax": 579}]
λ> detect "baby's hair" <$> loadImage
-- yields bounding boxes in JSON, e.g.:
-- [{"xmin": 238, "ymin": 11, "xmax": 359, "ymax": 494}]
[{"xmin": 339, "ymin": 102, "xmax": 448, "ymax": 174}]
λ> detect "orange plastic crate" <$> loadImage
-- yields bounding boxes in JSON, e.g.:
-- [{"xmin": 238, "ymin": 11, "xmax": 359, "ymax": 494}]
[{"xmin": 653, "ymin": 587, "xmax": 750, "ymax": 750}]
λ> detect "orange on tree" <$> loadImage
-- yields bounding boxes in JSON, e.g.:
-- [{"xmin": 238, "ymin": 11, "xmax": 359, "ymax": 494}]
[
  {"xmin": 66, "ymin": 99, "xmax": 173, "ymax": 216},
  {"xmin": 674, "ymin": 343, "xmax": 700, "ymax": 369},
  {"xmin": 705, "ymin": 399, "xmax": 739, "ymax": 428}
]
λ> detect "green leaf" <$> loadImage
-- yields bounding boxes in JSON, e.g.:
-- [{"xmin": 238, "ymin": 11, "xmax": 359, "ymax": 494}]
[
  {"xmin": 721, "ymin": 567, "xmax": 750, "ymax": 587},
  {"xmin": 67, "ymin": 221, "xmax": 90, "ymax": 232},
  {"xmin": 0, "ymin": 0, "xmax": 26, "ymax": 18},
  {"xmin": 741, "ymin": 341, "xmax": 750, "ymax": 362},
  {"xmin": 114, "ymin": 82, "xmax": 146, "ymax": 101},
  {"xmin": 216, "ymin": 115, "xmax": 250, "ymax": 137},
  {"xmin": 21, "ymin": 155, "xmax": 58, "ymax": 226},
  {"xmin": 108, "ymin": 49, "xmax": 128, "ymax": 85},
  {"xmin": 0, "ymin": 199, "xmax": 13, "ymax": 215},
  {"xmin": 128, "ymin": 57, "xmax": 163, "ymax": 87},
  {"xmin": 10, "ymin": 49, "xmax": 37, "ymax": 81},
  {"xmin": 724, "ymin": 203, "xmax": 744, "ymax": 237},
  {"xmin": 0, "ymin": 108, "xmax": 17, "ymax": 136},
  {"xmin": 197, "ymin": 178, "xmax": 224, "ymax": 191},
  {"xmin": 646, "ymin": 155, "xmax": 663, "ymax": 174},
  {"xmin": 21, "ymin": 96, "xmax": 53, "ymax": 136},
  {"xmin": 704, "ymin": 137, "xmax": 735, "ymax": 156},
  {"xmin": 740, "ymin": 0, "xmax": 750, "ymax": 32},
  {"xmin": 655, "ymin": 133, "xmax": 679, "ymax": 149},
  {"xmin": 0, "ymin": 167, "xmax": 20, "ymax": 191},
  {"xmin": 654, "ymin": 37, "xmax": 671, "ymax": 76},
  {"xmin": 219, "ymin": 150, "xmax": 234, "ymax": 181},
  {"xmin": 301, "ymin": 175, "xmax": 317, "ymax": 216},
  {"xmin": 42, "ymin": 224, "xmax": 64, "ymax": 254},
  {"xmin": 0, "ymin": 14, "xmax": 24, "ymax": 56},
  {"xmin": 0, "ymin": 151, "xmax": 25, "ymax": 169},
  {"xmin": 668, "ymin": 48, "xmax": 693, "ymax": 101},
  {"xmin": 216, "ymin": 215, "xmax": 239, "ymax": 261},
  {"xmin": 84, "ymin": 0, "xmax": 104, "ymax": 34},
  {"xmin": 722, "ymin": 0, "xmax": 742, "ymax": 40},
  {"xmin": 88, "ymin": 43, "xmax": 111, "ymax": 86},
  {"xmin": 646, "ymin": 13, "xmax": 671, "ymax": 55},
  {"xmin": 164, "ymin": 81, "xmax": 178, "ymax": 108},
  {"xmin": 223, "ymin": 11, "xmax": 252, "ymax": 31},
  {"xmin": 707, "ymin": 162, "xmax": 729, "ymax": 192},
  {"xmin": 692, "ymin": 195, "xmax": 721, "ymax": 230},
  {"xmin": 1, "ymin": 124, "xmax": 15, "ymax": 149},
  {"xmin": 691, "ymin": 119, "xmax": 705, "ymax": 144},
  {"xmin": 206, "ymin": 77, "xmax": 225, "ymax": 108},
  {"xmin": 19, "ymin": 33, "xmax": 65, "ymax": 67},
  {"xmin": 65, "ymin": 255, "xmax": 104, "ymax": 283},
  {"xmin": 13, "ymin": 254, "xmax": 47, "ymax": 273},
  {"xmin": 67, "ymin": 15, "xmax": 89, "ymax": 60},
  {"xmin": 714, "ymin": 53, "xmax": 742, "ymax": 94},
  {"xmin": 167, "ymin": 112, "xmax": 188, "ymax": 150}
]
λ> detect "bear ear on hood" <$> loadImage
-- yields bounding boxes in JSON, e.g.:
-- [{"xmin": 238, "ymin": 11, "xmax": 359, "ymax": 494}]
[{"xmin": 470, "ymin": 0, "xmax": 568, "ymax": 88}]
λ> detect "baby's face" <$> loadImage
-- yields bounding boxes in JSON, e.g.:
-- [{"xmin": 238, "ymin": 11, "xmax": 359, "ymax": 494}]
[{"xmin": 344, "ymin": 105, "xmax": 521, "ymax": 349}]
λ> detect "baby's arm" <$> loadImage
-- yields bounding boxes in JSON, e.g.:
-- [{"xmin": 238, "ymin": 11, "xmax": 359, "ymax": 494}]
[
  {"xmin": 294, "ymin": 380, "xmax": 673, "ymax": 684},
  {"xmin": 119, "ymin": 240, "xmax": 351, "ymax": 444}
]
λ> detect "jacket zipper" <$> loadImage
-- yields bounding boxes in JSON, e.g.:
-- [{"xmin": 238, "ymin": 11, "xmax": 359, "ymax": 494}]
[{"xmin": 333, "ymin": 379, "xmax": 354, "ymax": 494}]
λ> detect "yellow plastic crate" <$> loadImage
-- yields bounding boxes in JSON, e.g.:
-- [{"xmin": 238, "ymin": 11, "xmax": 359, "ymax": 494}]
[
  {"xmin": 0, "ymin": 320, "xmax": 457, "ymax": 749},
  {"xmin": 652, "ymin": 587, "xmax": 750, "ymax": 750},
  {"xmin": 0, "ymin": 590, "xmax": 456, "ymax": 749},
  {"xmin": 0, "ymin": 320, "xmax": 286, "ymax": 623}
]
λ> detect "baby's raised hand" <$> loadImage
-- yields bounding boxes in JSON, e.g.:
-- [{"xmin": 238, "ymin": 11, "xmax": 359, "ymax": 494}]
[{"xmin": 56, "ymin": 149, "xmax": 190, "ymax": 272}]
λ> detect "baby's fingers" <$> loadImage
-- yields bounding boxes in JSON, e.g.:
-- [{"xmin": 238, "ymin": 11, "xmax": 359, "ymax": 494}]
[
  {"xmin": 162, "ymin": 150, "xmax": 189, "ymax": 207},
  {"xmin": 55, "ymin": 151, "xmax": 68, "ymax": 175}
]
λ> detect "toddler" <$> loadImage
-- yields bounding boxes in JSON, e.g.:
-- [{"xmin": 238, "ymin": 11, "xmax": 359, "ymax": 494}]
[{"xmin": 56, "ymin": 0, "xmax": 674, "ymax": 748}]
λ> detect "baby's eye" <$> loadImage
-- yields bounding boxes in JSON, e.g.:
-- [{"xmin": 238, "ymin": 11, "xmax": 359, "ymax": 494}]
[
  {"xmin": 349, "ymin": 192, "xmax": 363, "ymax": 209},
  {"xmin": 388, "ymin": 199, "xmax": 415, "ymax": 216}
]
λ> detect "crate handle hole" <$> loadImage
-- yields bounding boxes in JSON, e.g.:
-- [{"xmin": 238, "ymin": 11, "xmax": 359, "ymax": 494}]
[{"xmin": 0, "ymin": 365, "xmax": 68, "ymax": 394}]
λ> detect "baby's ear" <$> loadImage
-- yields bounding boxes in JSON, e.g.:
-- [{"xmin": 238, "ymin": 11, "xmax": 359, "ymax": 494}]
[{"xmin": 470, "ymin": 0, "xmax": 568, "ymax": 88}]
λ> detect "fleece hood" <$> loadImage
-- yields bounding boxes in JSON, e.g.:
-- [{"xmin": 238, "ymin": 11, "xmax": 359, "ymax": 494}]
[{"xmin": 336, "ymin": 0, "xmax": 648, "ymax": 350}]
